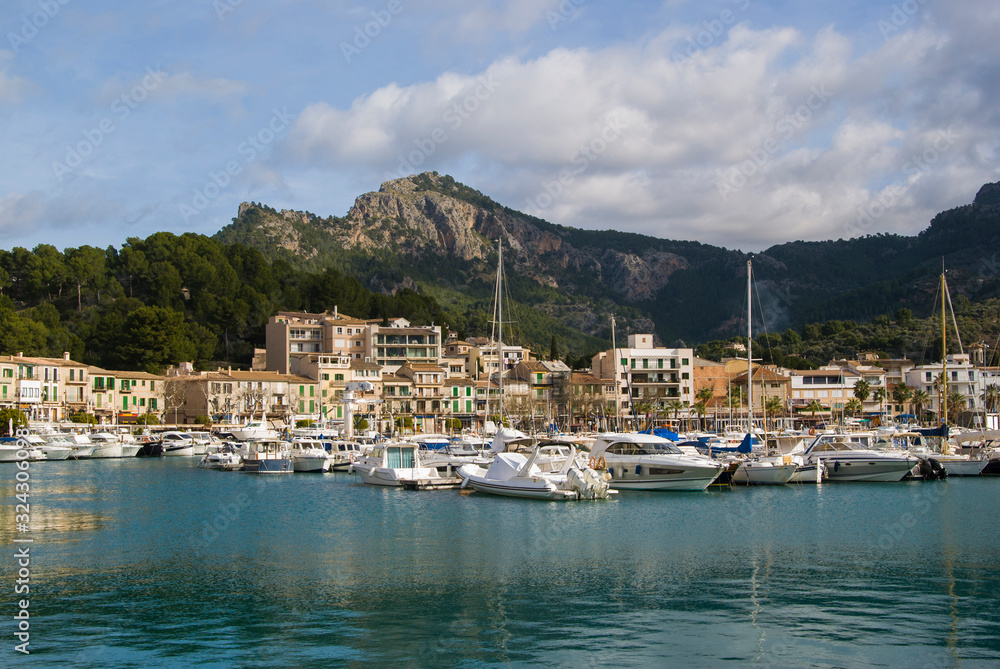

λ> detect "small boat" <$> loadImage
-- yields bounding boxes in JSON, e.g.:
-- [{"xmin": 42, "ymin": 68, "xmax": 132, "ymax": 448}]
[
  {"xmin": 457, "ymin": 444, "xmax": 614, "ymax": 500},
  {"xmin": 240, "ymin": 439, "xmax": 293, "ymax": 473},
  {"xmin": 799, "ymin": 434, "xmax": 918, "ymax": 482},
  {"xmin": 0, "ymin": 438, "xmax": 45, "ymax": 462},
  {"xmin": 230, "ymin": 417, "xmax": 279, "ymax": 441},
  {"xmin": 24, "ymin": 433, "xmax": 72, "ymax": 460},
  {"xmin": 198, "ymin": 443, "xmax": 243, "ymax": 471},
  {"xmin": 351, "ymin": 441, "xmax": 461, "ymax": 488},
  {"xmin": 328, "ymin": 440, "xmax": 367, "ymax": 471},
  {"xmin": 588, "ymin": 432, "xmax": 726, "ymax": 491},
  {"xmin": 289, "ymin": 438, "xmax": 333, "ymax": 472},
  {"xmin": 88, "ymin": 431, "xmax": 124, "ymax": 459},
  {"xmin": 160, "ymin": 431, "xmax": 195, "ymax": 456},
  {"xmin": 49, "ymin": 433, "xmax": 94, "ymax": 459}
]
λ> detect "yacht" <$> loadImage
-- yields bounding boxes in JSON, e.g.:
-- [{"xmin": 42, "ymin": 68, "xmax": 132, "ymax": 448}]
[
  {"xmin": 289, "ymin": 438, "xmax": 333, "ymax": 472},
  {"xmin": 798, "ymin": 434, "xmax": 918, "ymax": 482},
  {"xmin": 160, "ymin": 431, "xmax": 196, "ymax": 456},
  {"xmin": 328, "ymin": 440, "xmax": 367, "ymax": 471},
  {"xmin": 24, "ymin": 433, "xmax": 72, "ymax": 460},
  {"xmin": 0, "ymin": 437, "xmax": 44, "ymax": 462},
  {"xmin": 47, "ymin": 432, "xmax": 94, "ymax": 459},
  {"xmin": 197, "ymin": 443, "xmax": 243, "ymax": 471},
  {"xmin": 457, "ymin": 444, "xmax": 614, "ymax": 500},
  {"xmin": 240, "ymin": 439, "xmax": 293, "ymax": 473},
  {"xmin": 89, "ymin": 431, "xmax": 124, "ymax": 458},
  {"xmin": 588, "ymin": 432, "xmax": 726, "ymax": 491},
  {"xmin": 350, "ymin": 441, "xmax": 461, "ymax": 489},
  {"xmin": 230, "ymin": 418, "xmax": 279, "ymax": 441}
]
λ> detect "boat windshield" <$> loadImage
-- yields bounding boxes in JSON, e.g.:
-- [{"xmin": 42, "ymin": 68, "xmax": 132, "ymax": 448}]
[{"xmin": 607, "ymin": 441, "xmax": 683, "ymax": 456}]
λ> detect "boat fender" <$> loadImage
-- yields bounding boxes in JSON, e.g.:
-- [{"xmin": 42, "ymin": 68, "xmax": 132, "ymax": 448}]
[
  {"xmin": 833, "ymin": 461, "xmax": 840, "ymax": 472},
  {"xmin": 635, "ymin": 465, "xmax": 641, "ymax": 476}
]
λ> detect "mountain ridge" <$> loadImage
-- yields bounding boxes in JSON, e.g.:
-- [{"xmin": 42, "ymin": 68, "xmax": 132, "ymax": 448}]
[{"xmin": 214, "ymin": 172, "xmax": 1000, "ymax": 357}]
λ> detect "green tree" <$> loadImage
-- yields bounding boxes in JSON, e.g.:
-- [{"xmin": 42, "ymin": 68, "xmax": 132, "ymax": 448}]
[
  {"xmin": 853, "ymin": 379, "xmax": 871, "ymax": 403},
  {"xmin": 910, "ymin": 389, "xmax": 930, "ymax": 423},
  {"xmin": 805, "ymin": 399, "xmax": 824, "ymax": 421},
  {"xmin": 0, "ymin": 407, "xmax": 27, "ymax": 435},
  {"xmin": 844, "ymin": 398, "xmax": 863, "ymax": 417},
  {"xmin": 549, "ymin": 335, "xmax": 558, "ymax": 361},
  {"xmin": 981, "ymin": 384, "xmax": 1000, "ymax": 414},
  {"xmin": 891, "ymin": 382, "xmax": 912, "ymax": 417},
  {"xmin": 872, "ymin": 386, "xmax": 887, "ymax": 419},
  {"xmin": 64, "ymin": 245, "xmax": 106, "ymax": 312}
]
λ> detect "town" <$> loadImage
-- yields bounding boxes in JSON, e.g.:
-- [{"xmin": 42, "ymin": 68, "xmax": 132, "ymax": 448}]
[{"xmin": 3, "ymin": 307, "xmax": 996, "ymax": 435}]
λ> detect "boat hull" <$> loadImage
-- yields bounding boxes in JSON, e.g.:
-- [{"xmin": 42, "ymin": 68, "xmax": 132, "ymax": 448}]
[
  {"xmin": 606, "ymin": 462, "xmax": 723, "ymax": 491},
  {"xmin": 243, "ymin": 458, "xmax": 293, "ymax": 473},
  {"xmin": 292, "ymin": 456, "xmax": 331, "ymax": 472},
  {"xmin": 39, "ymin": 447, "xmax": 73, "ymax": 461},
  {"xmin": 163, "ymin": 446, "xmax": 195, "ymax": 457},
  {"xmin": 822, "ymin": 458, "xmax": 916, "ymax": 482},
  {"xmin": 90, "ymin": 444, "xmax": 124, "ymax": 459},
  {"xmin": 940, "ymin": 458, "xmax": 989, "ymax": 476},
  {"xmin": 733, "ymin": 462, "xmax": 797, "ymax": 485},
  {"xmin": 463, "ymin": 477, "xmax": 578, "ymax": 500}
]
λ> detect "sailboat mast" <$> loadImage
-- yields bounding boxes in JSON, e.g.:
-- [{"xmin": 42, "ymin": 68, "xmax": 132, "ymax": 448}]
[
  {"xmin": 611, "ymin": 315, "xmax": 618, "ymax": 432},
  {"xmin": 747, "ymin": 259, "xmax": 753, "ymax": 432},
  {"xmin": 497, "ymin": 240, "xmax": 504, "ymax": 426},
  {"xmin": 941, "ymin": 268, "xmax": 948, "ymax": 427}
]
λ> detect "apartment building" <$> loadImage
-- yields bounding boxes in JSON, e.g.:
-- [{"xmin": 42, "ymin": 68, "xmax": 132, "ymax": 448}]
[{"xmin": 591, "ymin": 334, "xmax": 695, "ymax": 420}]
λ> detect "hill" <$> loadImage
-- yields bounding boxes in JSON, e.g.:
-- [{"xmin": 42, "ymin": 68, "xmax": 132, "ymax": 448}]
[{"xmin": 215, "ymin": 173, "xmax": 1000, "ymax": 355}]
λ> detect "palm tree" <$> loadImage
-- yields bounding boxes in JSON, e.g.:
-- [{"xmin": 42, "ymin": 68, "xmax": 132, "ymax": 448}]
[
  {"xmin": 805, "ymin": 399, "xmax": 824, "ymax": 423},
  {"xmin": 947, "ymin": 391, "xmax": 965, "ymax": 425},
  {"xmin": 891, "ymin": 382, "xmax": 912, "ymax": 419},
  {"xmin": 844, "ymin": 398, "xmax": 863, "ymax": 417},
  {"xmin": 666, "ymin": 399, "xmax": 684, "ymax": 428},
  {"xmin": 764, "ymin": 395, "xmax": 783, "ymax": 430},
  {"xmin": 853, "ymin": 378, "xmax": 871, "ymax": 404},
  {"xmin": 872, "ymin": 386, "xmax": 887, "ymax": 422},
  {"xmin": 981, "ymin": 383, "xmax": 1000, "ymax": 414},
  {"xmin": 695, "ymin": 387, "xmax": 714, "ymax": 430},
  {"xmin": 634, "ymin": 401, "xmax": 654, "ymax": 431},
  {"xmin": 910, "ymin": 389, "xmax": 930, "ymax": 424}
]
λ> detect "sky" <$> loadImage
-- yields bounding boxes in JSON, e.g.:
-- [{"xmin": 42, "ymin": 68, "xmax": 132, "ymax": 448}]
[{"xmin": 0, "ymin": 0, "xmax": 997, "ymax": 254}]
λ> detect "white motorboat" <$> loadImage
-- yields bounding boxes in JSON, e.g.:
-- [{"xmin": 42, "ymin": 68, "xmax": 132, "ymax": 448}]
[
  {"xmin": 0, "ymin": 438, "xmax": 43, "ymax": 462},
  {"xmin": 88, "ymin": 431, "xmax": 124, "ymax": 459},
  {"xmin": 23, "ymin": 433, "xmax": 72, "ymax": 460},
  {"xmin": 119, "ymin": 432, "xmax": 142, "ymax": 457},
  {"xmin": 198, "ymin": 443, "xmax": 243, "ymax": 470},
  {"xmin": 732, "ymin": 458, "xmax": 798, "ymax": 485},
  {"xmin": 230, "ymin": 418, "xmax": 279, "ymax": 441},
  {"xmin": 48, "ymin": 433, "xmax": 94, "ymax": 459},
  {"xmin": 160, "ymin": 431, "xmax": 195, "ymax": 456},
  {"xmin": 798, "ymin": 434, "xmax": 918, "ymax": 482},
  {"xmin": 239, "ymin": 439, "xmax": 293, "ymax": 473},
  {"xmin": 588, "ymin": 432, "xmax": 726, "ymax": 491},
  {"xmin": 187, "ymin": 432, "xmax": 218, "ymax": 456},
  {"xmin": 351, "ymin": 441, "xmax": 461, "ymax": 488},
  {"xmin": 289, "ymin": 438, "xmax": 332, "ymax": 472},
  {"xmin": 329, "ymin": 440, "xmax": 367, "ymax": 471},
  {"xmin": 457, "ymin": 444, "xmax": 614, "ymax": 500}
]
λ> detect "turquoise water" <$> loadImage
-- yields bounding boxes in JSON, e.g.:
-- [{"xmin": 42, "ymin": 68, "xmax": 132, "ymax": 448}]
[{"xmin": 2, "ymin": 458, "xmax": 999, "ymax": 668}]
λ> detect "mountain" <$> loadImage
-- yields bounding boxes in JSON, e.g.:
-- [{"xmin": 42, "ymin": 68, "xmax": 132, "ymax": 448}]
[{"xmin": 214, "ymin": 173, "xmax": 1000, "ymax": 357}]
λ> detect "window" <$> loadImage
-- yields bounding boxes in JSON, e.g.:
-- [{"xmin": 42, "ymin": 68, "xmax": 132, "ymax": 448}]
[
  {"xmin": 322, "ymin": 374, "xmax": 329, "ymax": 381},
  {"xmin": 682, "ymin": 358, "xmax": 689, "ymax": 366},
  {"xmin": 150, "ymin": 381, "xmax": 155, "ymax": 390},
  {"xmin": 309, "ymin": 386, "xmax": 314, "ymax": 397},
  {"xmin": 335, "ymin": 374, "xmax": 344, "ymax": 381},
  {"xmin": 299, "ymin": 385, "xmax": 305, "ymax": 395},
  {"xmin": 681, "ymin": 373, "xmax": 689, "ymax": 380}
]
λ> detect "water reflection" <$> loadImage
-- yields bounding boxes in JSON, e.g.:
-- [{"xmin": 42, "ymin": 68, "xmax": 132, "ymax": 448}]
[{"xmin": 0, "ymin": 460, "xmax": 998, "ymax": 667}]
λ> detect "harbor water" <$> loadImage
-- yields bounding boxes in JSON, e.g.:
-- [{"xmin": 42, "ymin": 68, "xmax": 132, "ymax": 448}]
[{"xmin": 2, "ymin": 458, "xmax": 999, "ymax": 667}]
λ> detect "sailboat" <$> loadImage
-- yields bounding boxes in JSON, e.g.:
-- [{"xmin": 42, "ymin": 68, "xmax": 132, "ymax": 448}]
[
  {"xmin": 457, "ymin": 239, "xmax": 614, "ymax": 501},
  {"xmin": 731, "ymin": 259, "xmax": 798, "ymax": 485},
  {"xmin": 908, "ymin": 266, "xmax": 988, "ymax": 476}
]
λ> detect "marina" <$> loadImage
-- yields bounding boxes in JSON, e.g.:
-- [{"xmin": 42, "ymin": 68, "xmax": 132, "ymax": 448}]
[{"xmin": 1, "ymin": 456, "xmax": 998, "ymax": 667}]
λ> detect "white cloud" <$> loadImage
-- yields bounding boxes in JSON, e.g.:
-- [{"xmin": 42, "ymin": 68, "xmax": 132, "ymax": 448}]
[
  {"xmin": 0, "ymin": 50, "xmax": 32, "ymax": 104},
  {"xmin": 281, "ymin": 12, "xmax": 999, "ymax": 250}
]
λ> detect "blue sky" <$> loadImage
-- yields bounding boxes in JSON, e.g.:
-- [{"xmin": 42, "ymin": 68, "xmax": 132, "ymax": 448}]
[{"xmin": 1, "ymin": 0, "xmax": 997, "ymax": 253}]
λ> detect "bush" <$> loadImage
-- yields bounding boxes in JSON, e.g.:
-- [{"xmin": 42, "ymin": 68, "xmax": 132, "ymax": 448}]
[
  {"xmin": 0, "ymin": 408, "xmax": 27, "ymax": 436},
  {"xmin": 69, "ymin": 412, "xmax": 97, "ymax": 425},
  {"xmin": 194, "ymin": 415, "xmax": 212, "ymax": 426},
  {"xmin": 136, "ymin": 414, "xmax": 160, "ymax": 425}
]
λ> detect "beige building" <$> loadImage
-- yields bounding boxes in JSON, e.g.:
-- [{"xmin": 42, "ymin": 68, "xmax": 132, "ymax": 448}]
[{"xmin": 591, "ymin": 334, "xmax": 695, "ymax": 421}]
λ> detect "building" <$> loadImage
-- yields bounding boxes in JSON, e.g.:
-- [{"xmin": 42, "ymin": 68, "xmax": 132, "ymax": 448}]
[
  {"xmin": 265, "ymin": 309, "xmax": 370, "ymax": 375},
  {"xmin": 905, "ymin": 353, "xmax": 980, "ymax": 420},
  {"xmin": 510, "ymin": 359, "xmax": 572, "ymax": 425},
  {"xmin": 591, "ymin": 334, "xmax": 695, "ymax": 422},
  {"xmin": 789, "ymin": 367, "xmax": 862, "ymax": 419}
]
